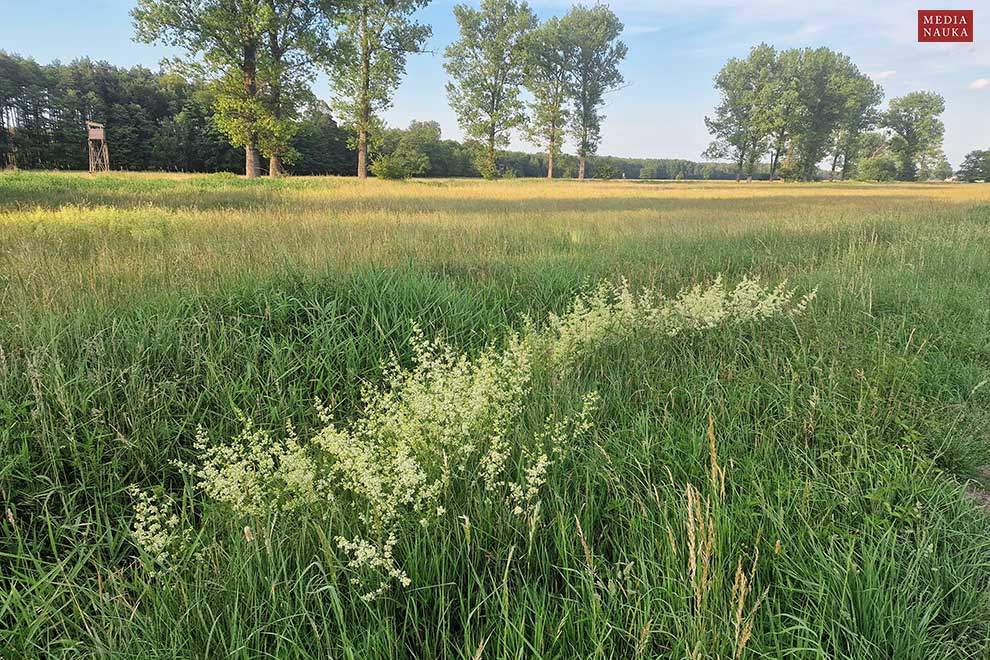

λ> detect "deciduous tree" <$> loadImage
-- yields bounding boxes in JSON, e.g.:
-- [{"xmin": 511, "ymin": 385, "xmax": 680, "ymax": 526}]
[
  {"xmin": 133, "ymin": 0, "xmax": 270, "ymax": 177},
  {"xmin": 827, "ymin": 68, "xmax": 882, "ymax": 180},
  {"xmin": 522, "ymin": 17, "xmax": 575, "ymax": 178},
  {"xmin": 957, "ymin": 149, "xmax": 990, "ymax": 182},
  {"xmin": 444, "ymin": 0, "xmax": 535, "ymax": 179},
  {"xmin": 704, "ymin": 47, "xmax": 767, "ymax": 182},
  {"xmin": 259, "ymin": 0, "xmax": 335, "ymax": 176},
  {"xmin": 564, "ymin": 3, "xmax": 626, "ymax": 180},
  {"xmin": 883, "ymin": 91, "xmax": 945, "ymax": 181},
  {"xmin": 331, "ymin": 0, "xmax": 431, "ymax": 179}
]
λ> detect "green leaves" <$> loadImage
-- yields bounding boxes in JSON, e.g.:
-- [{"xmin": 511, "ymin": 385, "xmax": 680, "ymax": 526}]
[
  {"xmin": 133, "ymin": 0, "xmax": 337, "ymax": 176},
  {"xmin": 956, "ymin": 149, "xmax": 990, "ymax": 182},
  {"xmin": 444, "ymin": 0, "xmax": 537, "ymax": 179},
  {"xmin": 521, "ymin": 17, "xmax": 575, "ymax": 177},
  {"xmin": 563, "ymin": 4, "xmax": 626, "ymax": 169},
  {"xmin": 884, "ymin": 91, "xmax": 947, "ymax": 181},
  {"xmin": 329, "ymin": 0, "xmax": 432, "ymax": 176},
  {"xmin": 706, "ymin": 45, "xmax": 884, "ymax": 182}
]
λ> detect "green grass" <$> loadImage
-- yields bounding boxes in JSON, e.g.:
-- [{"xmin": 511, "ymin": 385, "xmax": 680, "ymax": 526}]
[{"xmin": 2, "ymin": 171, "xmax": 990, "ymax": 657}]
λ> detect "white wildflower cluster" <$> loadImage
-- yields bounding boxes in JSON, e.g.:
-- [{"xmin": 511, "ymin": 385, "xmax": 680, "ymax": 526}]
[
  {"xmin": 175, "ymin": 423, "xmax": 320, "ymax": 519},
  {"xmin": 181, "ymin": 328, "xmax": 595, "ymax": 599},
  {"xmin": 127, "ymin": 485, "xmax": 191, "ymax": 574},
  {"xmin": 161, "ymin": 274, "xmax": 813, "ymax": 599},
  {"xmin": 336, "ymin": 534, "xmax": 411, "ymax": 602},
  {"xmin": 543, "ymin": 275, "xmax": 816, "ymax": 368}
]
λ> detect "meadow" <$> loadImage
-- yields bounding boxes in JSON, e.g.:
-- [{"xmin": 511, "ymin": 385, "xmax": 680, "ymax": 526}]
[{"xmin": 2, "ymin": 171, "xmax": 990, "ymax": 658}]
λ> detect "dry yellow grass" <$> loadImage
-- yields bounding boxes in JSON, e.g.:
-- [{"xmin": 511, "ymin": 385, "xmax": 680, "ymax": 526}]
[{"xmin": 3, "ymin": 173, "xmax": 989, "ymax": 313}]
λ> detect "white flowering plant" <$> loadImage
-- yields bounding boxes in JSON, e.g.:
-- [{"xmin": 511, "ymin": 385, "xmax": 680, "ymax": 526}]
[
  {"xmin": 129, "ymin": 274, "xmax": 814, "ymax": 600},
  {"xmin": 541, "ymin": 275, "xmax": 816, "ymax": 369}
]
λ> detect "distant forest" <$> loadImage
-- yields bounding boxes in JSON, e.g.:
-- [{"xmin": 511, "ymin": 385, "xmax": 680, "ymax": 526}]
[{"xmin": 0, "ymin": 53, "xmax": 758, "ymax": 180}]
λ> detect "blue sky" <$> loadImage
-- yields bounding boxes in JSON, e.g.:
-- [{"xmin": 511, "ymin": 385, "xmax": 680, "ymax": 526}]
[{"xmin": 1, "ymin": 0, "xmax": 988, "ymax": 165}]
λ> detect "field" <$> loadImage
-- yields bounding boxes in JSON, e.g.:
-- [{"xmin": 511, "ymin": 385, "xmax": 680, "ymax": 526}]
[{"xmin": 2, "ymin": 171, "xmax": 990, "ymax": 657}]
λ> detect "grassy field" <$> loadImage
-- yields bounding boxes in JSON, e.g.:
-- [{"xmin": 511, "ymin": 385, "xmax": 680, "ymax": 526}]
[{"xmin": 2, "ymin": 171, "xmax": 990, "ymax": 658}]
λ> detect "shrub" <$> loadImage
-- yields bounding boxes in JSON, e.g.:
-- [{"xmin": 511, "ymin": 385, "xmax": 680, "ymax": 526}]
[
  {"xmin": 596, "ymin": 162, "xmax": 619, "ymax": 180},
  {"xmin": 856, "ymin": 155, "xmax": 899, "ymax": 182},
  {"xmin": 775, "ymin": 162, "xmax": 801, "ymax": 181},
  {"xmin": 371, "ymin": 144, "xmax": 429, "ymax": 180}
]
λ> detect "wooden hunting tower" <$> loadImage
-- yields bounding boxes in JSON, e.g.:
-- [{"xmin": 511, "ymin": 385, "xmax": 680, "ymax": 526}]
[{"xmin": 86, "ymin": 121, "xmax": 109, "ymax": 173}]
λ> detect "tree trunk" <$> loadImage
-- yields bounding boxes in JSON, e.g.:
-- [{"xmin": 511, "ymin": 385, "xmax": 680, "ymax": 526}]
[
  {"xmin": 482, "ymin": 129, "xmax": 496, "ymax": 179},
  {"xmin": 829, "ymin": 153, "xmax": 840, "ymax": 181},
  {"xmin": 488, "ymin": 143, "xmax": 496, "ymax": 178},
  {"xmin": 268, "ymin": 80, "xmax": 282, "ymax": 177},
  {"xmin": 839, "ymin": 150, "xmax": 849, "ymax": 180},
  {"xmin": 546, "ymin": 122, "xmax": 555, "ymax": 179},
  {"xmin": 357, "ymin": 8, "xmax": 370, "ymax": 180},
  {"xmin": 578, "ymin": 156, "xmax": 586, "ymax": 180},
  {"xmin": 242, "ymin": 41, "xmax": 260, "ymax": 179},
  {"xmin": 357, "ymin": 127, "xmax": 368, "ymax": 180},
  {"xmin": 266, "ymin": 13, "xmax": 289, "ymax": 178},
  {"xmin": 245, "ymin": 145, "xmax": 260, "ymax": 179}
]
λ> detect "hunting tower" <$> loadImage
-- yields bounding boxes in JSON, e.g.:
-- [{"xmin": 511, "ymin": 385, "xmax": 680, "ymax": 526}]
[{"xmin": 86, "ymin": 121, "xmax": 109, "ymax": 173}]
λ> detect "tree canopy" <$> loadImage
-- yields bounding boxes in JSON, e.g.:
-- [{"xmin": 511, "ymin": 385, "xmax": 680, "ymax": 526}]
[
  {"xmin": 704, "ymin": 45, "xmax": 952, "ymax": 182},
  {"xmin": 564, "ymin": 3, "xmax": 626, "ymax": 179},
  {"xmin": 330, "ymin": 0, "xmax": 431, "ymax": 178},
  {"xmin": 444, "ymin": 0, "xmax": 537, "ymax": 179}
]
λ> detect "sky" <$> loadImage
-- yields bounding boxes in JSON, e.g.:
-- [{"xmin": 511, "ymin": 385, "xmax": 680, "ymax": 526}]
[{"xmin": 1, "ymin": 0, "xmax": 988, "ymax": 166}]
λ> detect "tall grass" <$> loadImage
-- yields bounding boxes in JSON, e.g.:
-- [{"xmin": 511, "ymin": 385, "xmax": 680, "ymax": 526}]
[{"xmin": 2, "ymin": 172, "xmax": 990, "ymax": 657}]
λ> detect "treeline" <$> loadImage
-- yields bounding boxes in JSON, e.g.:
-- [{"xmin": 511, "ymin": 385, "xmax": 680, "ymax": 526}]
[
  {"xmin": 956, "ymin": 149, "xmax": 990, "ymax": 183},
  {"xmin": 1, "ymin": 0, "xmax": 632, "ymax": 180},
  {"xmin": 706, "ymin": 44, "xmax": 950, "ymax": 182},
  {"xmin": 0, "ymin": 53, "xmax": 239, "ymax": 172},
  {"xmin": 1, "ymin": 50, "xmax": 745, "ymax": 180},
  {"xmin": 367, "ymin": 120, "xmax": 759, "ymax": 179},
  {"xmin": 0, "ymin": 53, "xmax": 359, "ymax": 174}
]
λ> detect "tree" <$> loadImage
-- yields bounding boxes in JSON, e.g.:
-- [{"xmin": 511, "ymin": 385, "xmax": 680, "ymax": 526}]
[
  {"xmin": 444, "ymin": 0, "xmax": 535, "ymax": 179},
  {"xmin": 706, "ymin": 45, "xmax": 885, "ymax": 182},
  {"xmin": 564, "ymin": 3, "xmax": 626, "ymax": 180},
  {"xmin": 919, "ymin": 156, "xmax": 952, "ymax": 181},
  {"xmin": 883, "ymin": 91, "xmax": 945, "ymax": 181},
  {"xmin": 788, "ymin": 48, "xmax": 866, "ymax": 181},
  {"xmin": 370, "ymin": 132, "xmax": 429, "ymax": 179},
  {"xmin": 331, "ymin": 0, "xmax": 431, "ymax": 179},
  {"xmin": 259, "ymin": 0, "xmax": 335, "ymax": 176},
  {"xmin": 827, "ymin": 70, "xmax": 883, "ymax": 180},
  {"xmin": 738, "ymin": 43, "xmax": 777, "ymax": 180},
  {"xmin": 704, "ymin": 46, "xmax": 768, "ymax": 182},
  {"xmin": 762, "ymin": 48, "xmax": 800, "ymax": 181},
  {"xmin": 957, "ymin": 149, "xmax": 990, "ymax": 182},
  {"xmin": 290, "ymin": 100, "xmax": 355, "ymax": 174},
  {"xmin": 133, "ymin": 0, "xmax": 270, "ymax": 177},
  {"xmin": 595, "ymin": 161, "xmax": 618, "ymax": 179},
  {"xmin": 522, "ymin": 17, "xmax": 575, "ymax": 178}
]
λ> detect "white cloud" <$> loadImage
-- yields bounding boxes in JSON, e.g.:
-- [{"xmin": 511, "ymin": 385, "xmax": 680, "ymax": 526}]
[
  {"xmin": 968, "ymin": 78, "xmax": 990, "ymax": 90},
  {"xmin": 870, "ymin": 70, "xmax": 897, "ymax": 79},
  {"xmin": 625, "ymin": 25, "xmax": 660, "ymax": 34}
]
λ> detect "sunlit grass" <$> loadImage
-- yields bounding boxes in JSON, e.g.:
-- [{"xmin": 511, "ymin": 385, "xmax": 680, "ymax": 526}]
[{"xmin": 1, "ymin": 171, "xmax": 990, "ymax": 657}]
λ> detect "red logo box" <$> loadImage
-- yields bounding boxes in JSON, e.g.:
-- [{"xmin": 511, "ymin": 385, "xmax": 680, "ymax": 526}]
[{"xmin": 918, "ymin": 10, "xmax": 974, "ymax": 42}]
